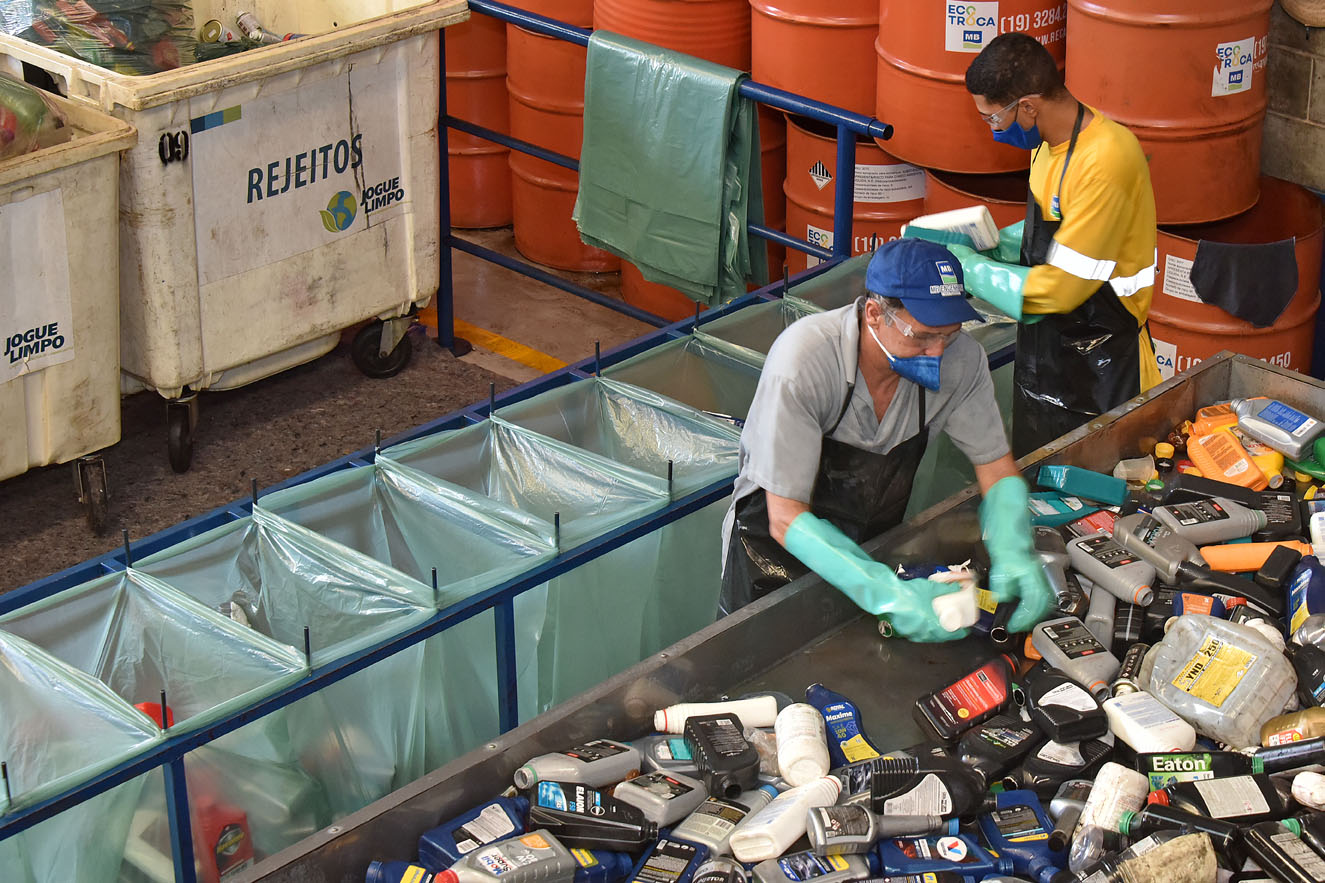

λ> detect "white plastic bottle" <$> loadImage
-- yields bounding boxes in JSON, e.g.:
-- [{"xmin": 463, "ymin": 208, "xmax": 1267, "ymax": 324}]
[
  {"xmin": 1069, "ymin": 762, "xmax": 1148, "ymax": 872},
  {"xmin": 775, "ymin": 704, "xmax": 830, "ymax": 787},
  {"xmin": 671, "ymin": 785, "xmax": 779, "ymax": 855},
  {"xmin": 1102, "ymin": 690, "xmax": 1196, "ymax": 752},
  {"xmin": 729, "ymin": 776, "xmax": 842, "ymax": 863},
  {"xmin": 654, "ymin": 696, "xmax": 780, "ymax": 735}
]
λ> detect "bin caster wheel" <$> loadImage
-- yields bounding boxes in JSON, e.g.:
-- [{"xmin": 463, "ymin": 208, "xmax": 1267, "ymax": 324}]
[
  {"xmin": 167, "ymin": 398, "xmax": 197, "ymax": 473},
  {"xmin": 74, "ymin": 456, "xmax": 110, "ymax": 534},
  {"xmin": 352, "ymin": 320, "xmax": 413, "ymax": 378}
]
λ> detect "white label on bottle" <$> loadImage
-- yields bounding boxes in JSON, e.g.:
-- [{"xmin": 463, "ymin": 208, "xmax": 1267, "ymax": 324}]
[
  {"xmin": 882, "ymin": 774, "xmax": 953, "ymax": 816},
  {"xmin": 1193, "ymin": 775, "xmax": 1270, "ymax": 818},
  {"xmin": 1273, "ymin": 831, "xmax": 1325, "ymax": 875},
  {"xmin": 1161, "ymin": 254, "xmax": 1200, "ymax": 302},
  {"xmin": 854, "ymin": 163, "xmax": 926, "ymax": 203},
  {"xmin": 1038, "ymin": 682, "xmax": 1098, "ymax": 712},
  {"xmin": 1112, "ymin": 692, "xmax": 1182, "ymax": 728},
  {"xmin": 1036, "ymin": 741, "xmax": 1085, "ymax": 766},
  {"xmin": 454, "ymin": 804, "xmax": 518, "ymax": 853}
]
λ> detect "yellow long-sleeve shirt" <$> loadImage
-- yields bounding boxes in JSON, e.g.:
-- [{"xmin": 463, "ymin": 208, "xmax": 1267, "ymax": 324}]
[{"xmin": 1025, "ymin": 107, "xmax": 1162, "ymax": 392}]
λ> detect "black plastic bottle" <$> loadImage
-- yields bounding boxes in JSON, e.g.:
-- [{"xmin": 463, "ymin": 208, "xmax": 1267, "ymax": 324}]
[
  {"xmin": 956, "ymin": 713, "xmax": 1042, "ymax": 784},
  {"xmin": 913, "ymin": 655, "xmax": 1019, "ymax": 742},
  {"xmin": 1242, "ymin": 820, "xmax": 1325, "ymax": 883},
  {"xmin": 867, "ymin": 756, "xmax": 989, "ymax": 819},
  {"xmin": 1287, "ymin": 643, "xmax": 1325, "ymax": 708},
  {"xmin": 1117, "ymin": 805, "xmax": 1242, "ymax": 861},
  {"xmin": 1159, "ymin": 774, "xmax": 1293, "ymax": 824},
  {"xmin": 682, "ymin": 714, "xmax": 760, "ymax": 799},
  {"xmin": 1135, "ymin": 751, "xmax": 1265, "ymax": 791},
  {"xmin": 526, "ymin": 782, "xmax": 659, "ymax": 852},
  {"xmin": 1022, "ymin": 664, "xmax": 1107, "ymax": 743},
  {"xmin": 1011, "ymin": 737, "xmax": 1113, "ymax": 797},
  {"xmin": 1295, "ymin": 813, "xmax": 1325, "ymax": 859}
]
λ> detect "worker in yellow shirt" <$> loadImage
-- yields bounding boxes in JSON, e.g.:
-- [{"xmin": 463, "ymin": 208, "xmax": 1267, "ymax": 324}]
[{"xmin": 956, "ymin": 32, "xmax": 1161, "ymax": 457}]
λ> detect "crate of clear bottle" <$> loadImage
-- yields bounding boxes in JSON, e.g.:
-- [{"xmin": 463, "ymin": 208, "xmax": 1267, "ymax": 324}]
[{"xmin": 0, "ymin": 0, "xmax": 467, "ymax": 468}]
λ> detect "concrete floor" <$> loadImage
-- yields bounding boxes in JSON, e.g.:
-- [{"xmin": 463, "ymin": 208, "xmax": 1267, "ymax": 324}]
[{"xmin": 445, "ymin": 228, "xmax": 654, "ymax": 383}]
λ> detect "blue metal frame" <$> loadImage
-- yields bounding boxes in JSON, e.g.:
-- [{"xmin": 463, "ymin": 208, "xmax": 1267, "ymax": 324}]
[
  {"xmin": 436, "ymin": 0, "xmax": 893, "ymax": 352},
  {"xmin": 0, "ymin": 7, "xmax": 1011, "ymax": 881}
]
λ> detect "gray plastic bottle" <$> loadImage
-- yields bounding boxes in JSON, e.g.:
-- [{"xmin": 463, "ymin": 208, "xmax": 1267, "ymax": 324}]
[
  {"xmin": 670, "ymin": 785, "xmax": 779, "ymax": 855},
  {"xmin": 634, "ymin": 734, "xmax": 701, "ymax": 776},
  {"xmin": 1067, "ymin": 533, "xmax": 1155, "ymax": 606},
  {"xmin": 1031, "ymin": 617, "xmax": 1122, "ymax": 700},
  {"xmin": 806, "ymin": 804, "xmax": 943, "ymax": 855},
  {"xmin": 1083, "ymin": 579, "xmax": 1115, "ymax": 648},
  {"xmin": 1113, "ymin": 513, "xmax": 1204, "ymax": 583},
  {"xmin": 1151, "ymin": 498, "xmax": 1267, "ymax": 545},
  {"xmin": 435, "ymin": 830, "xmax": 579, "ymax": 883},
  {"xmin": 1036, "ymin": 526, "xmax": 1088, "ymax": 618},
  {"xmin": 613, "ymin": 770, "xmax": 707, "ymax": 826},
  {"xmin": 1232, "ymin": 398, "xmax": 1325, "ymax": 460},
  {"xmin": 513, "ymin": 740, "xmax": 641, "ymax": 789}
]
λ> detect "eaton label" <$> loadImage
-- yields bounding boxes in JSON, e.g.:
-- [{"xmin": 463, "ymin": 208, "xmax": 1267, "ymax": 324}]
[
  {"xmin": 1212, "ymin": 36, "xmax": 1256, "ymax": 97},
  {"xmin": 946, "ymin": 2, "xmax": 999, "ymax": 52}
]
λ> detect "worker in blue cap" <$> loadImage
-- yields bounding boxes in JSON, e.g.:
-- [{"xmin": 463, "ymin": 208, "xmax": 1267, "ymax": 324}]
[{"xmin": 719, "ymin": 238, "xmax": 1052, "ymax": 641}]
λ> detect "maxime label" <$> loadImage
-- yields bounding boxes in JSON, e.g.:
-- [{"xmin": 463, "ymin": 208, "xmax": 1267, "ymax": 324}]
[{"xmin": 1, "ymin": 190, "xmax": 76, "ymax": 383}]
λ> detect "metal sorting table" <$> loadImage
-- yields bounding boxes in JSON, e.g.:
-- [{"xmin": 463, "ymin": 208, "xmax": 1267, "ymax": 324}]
[{"xmin": 248, "ymin": 353, "xmax": 1325, "ymax": 881}]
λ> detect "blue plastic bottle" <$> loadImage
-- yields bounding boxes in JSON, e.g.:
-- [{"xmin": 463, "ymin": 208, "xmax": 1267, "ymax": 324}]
[
  {"xmin": 975, "ymin": 790, "xmax": 1065, "ymax": 883},
  {"xmin": 1287, "ymin": 555, "xmax": 1325, "ymax": 637},
  {"xmin": 627, "ymin": 838, "xmax": 709, "ymax": 883},
  {"xmin": 367, "ymin": 862, "xmax": 437, "ymax": 883},
  {"xmin": 419, "ymin": 796, "xmax": 530, "ymax": 871},
  {"xmin": 876, "ymin": 833, "xmax": 1013, "ymax": 878},
  {"xmin": 805, "ymin": 684, "xmax": 883, "ymax": 768},
  {"xmin": 571, "ymin": 849, "xmax": 635, "ymax": 883}
]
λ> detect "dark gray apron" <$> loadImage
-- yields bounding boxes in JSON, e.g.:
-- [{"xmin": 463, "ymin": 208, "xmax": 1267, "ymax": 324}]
[{"xmin": 720, "ymin": 377, "xmax": 930, "ymax": 615}]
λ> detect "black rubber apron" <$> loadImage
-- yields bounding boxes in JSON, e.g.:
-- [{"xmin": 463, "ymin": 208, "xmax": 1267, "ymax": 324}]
[
  {"xmin": 719, "ymin": 378, "xmax": 930, "ymax": 615},
  {"xmin": 1012, "ymin": 104, "xmax": 1142, "ymax": 458}
]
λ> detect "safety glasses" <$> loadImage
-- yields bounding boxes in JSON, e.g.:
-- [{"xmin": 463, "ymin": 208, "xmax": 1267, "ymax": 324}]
[{"xmin": 884, "ymin": 308, "xmax": 961, "ymax": 348}]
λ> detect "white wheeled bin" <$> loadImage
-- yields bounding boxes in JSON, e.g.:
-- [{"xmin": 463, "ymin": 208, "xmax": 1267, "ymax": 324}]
[
  {"xmin": 0, "ymin": 0, "xmax": 469, "ymax": 472},
  {"xmin": 0, "ymin": 92, "xmax": 136, "ymax": 531}
]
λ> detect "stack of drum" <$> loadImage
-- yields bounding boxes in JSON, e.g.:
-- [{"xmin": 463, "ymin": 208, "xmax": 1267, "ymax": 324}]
[
  {"xmin": 1066, "ymin": 0, "xmax": 1320, "ymax": 378},
  {"xmin": 445, "ymin": 15, "xmax": 512, "ymax": 229}
]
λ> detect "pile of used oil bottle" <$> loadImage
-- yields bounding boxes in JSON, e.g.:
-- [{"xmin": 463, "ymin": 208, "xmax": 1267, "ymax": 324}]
[{"xmin": 368, "ymin": 396, "xmax": 1325, "ymax": 883}]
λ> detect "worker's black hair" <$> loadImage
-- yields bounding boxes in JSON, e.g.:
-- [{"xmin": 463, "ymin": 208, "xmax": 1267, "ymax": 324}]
[{"xmin": 964, "ymin": 32, "xmax": 1064, "ymax": 104}]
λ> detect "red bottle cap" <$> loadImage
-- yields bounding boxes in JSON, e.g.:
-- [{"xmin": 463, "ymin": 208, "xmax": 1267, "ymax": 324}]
[
  {"xmin": 1146, "ymin": 790, "xmax": 1169, "ymax": 806},
  {"xmin": 438, "ymin": 871, "xmax": 459, "ymax": 883},
  {"xmin": 134, "ymin": 701, "xmax": 174, "ymax": 728}
]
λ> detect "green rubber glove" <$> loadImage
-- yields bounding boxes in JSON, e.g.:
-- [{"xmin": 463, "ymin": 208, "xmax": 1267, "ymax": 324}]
[
  {"xmin": 946, "ymin": 243, "xmax": 1030, "ymax": 321},
  {"xmin": 979, "ymin": 476, "xmax": 1055, "ymax": 633},
  {"xmin": 992, "ymin": 221, "xmax": 1025, "ymax": 264},
  {"xmin": 783, "ymin": 512, "xmax": 967, "ymax": 642}
]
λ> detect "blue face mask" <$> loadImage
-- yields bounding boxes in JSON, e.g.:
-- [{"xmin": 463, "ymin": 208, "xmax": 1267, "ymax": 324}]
[
  {"xmin": 991, "ymin": 119, "xmax": 1042, "ymax": 150},
  {"xmin": 867, "ymin": 323, "xmax": 941, "ymax": 391}
]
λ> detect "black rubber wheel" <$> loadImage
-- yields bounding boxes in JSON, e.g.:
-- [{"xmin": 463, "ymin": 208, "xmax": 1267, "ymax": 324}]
[
  {"xmin": 168, "ymin": 407, "xmax": 193, "ymax": 473},
  {"xmin": 352, "ymin": 321, "xmax": 414, "ymax": 378},
  {"xmin": 80, "ymin": 461, "xmax": 110, "ymax": 534}
]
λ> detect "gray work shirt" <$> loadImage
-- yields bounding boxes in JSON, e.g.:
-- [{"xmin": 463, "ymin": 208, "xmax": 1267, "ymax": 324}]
[{"xmin": 720, "ymin": 298, "xmax": 1010, "ymax": 566}]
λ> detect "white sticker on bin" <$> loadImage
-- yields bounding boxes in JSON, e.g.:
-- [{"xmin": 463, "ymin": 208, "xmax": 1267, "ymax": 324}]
[
  {"xmin": 190, "ymin": 51, "xmax": 411, "ymax": 287},
  {"xmin": 1, "ymin": 189, "xmax": 76, "ymax": 384}
]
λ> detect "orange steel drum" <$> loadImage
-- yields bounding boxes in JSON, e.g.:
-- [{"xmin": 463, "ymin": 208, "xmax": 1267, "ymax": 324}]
[
  {"xmin": 760, "ymin": 106, "xmax": 788, "ymax": 282},
  {"xmin": 446, "ymin": 15, "xmax": 511, "ymax": 228},
  {"xmin": 751, "ymin": 0, "xmax": 878, "ymax": 115},
  {"xmin": 1150, "ymin": 177, "xmax": 1322, "ymax": 381},
  {"xmin": 876, "ymin": 0, "xmax": 1067, "ymax": 173},
  {"xmin": 622, "ymin": 263, "xmax": 705, "ymax": 322},
  {"xmin": 1066, "ymin": 0, "xmax": 1272, "ymax": 224},
  {"xmin": 595, "ymin": 0, "xmax": 751, "ymax": 69},
  {"xmin": 923, "ymin": 169, "xmax": 1030, "ymax": 229},
  {"xmin": 784, "ymin": 115, "xmax": 926, "ymax": 273},
  {"xmin": 507, "ymin": 22, "xmax": 618, "ymax": 271}
]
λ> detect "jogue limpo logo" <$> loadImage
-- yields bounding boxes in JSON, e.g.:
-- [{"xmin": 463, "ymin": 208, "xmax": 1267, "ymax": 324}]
[{"xmin": 321, "ymin": 190, "xmax": 357, "ymax": 233}]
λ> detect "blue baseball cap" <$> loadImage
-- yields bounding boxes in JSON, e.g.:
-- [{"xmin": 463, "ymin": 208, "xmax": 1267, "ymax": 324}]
[{"xmin": 865, "ymin": 239, "xmax": 983, "ymax": 328}]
